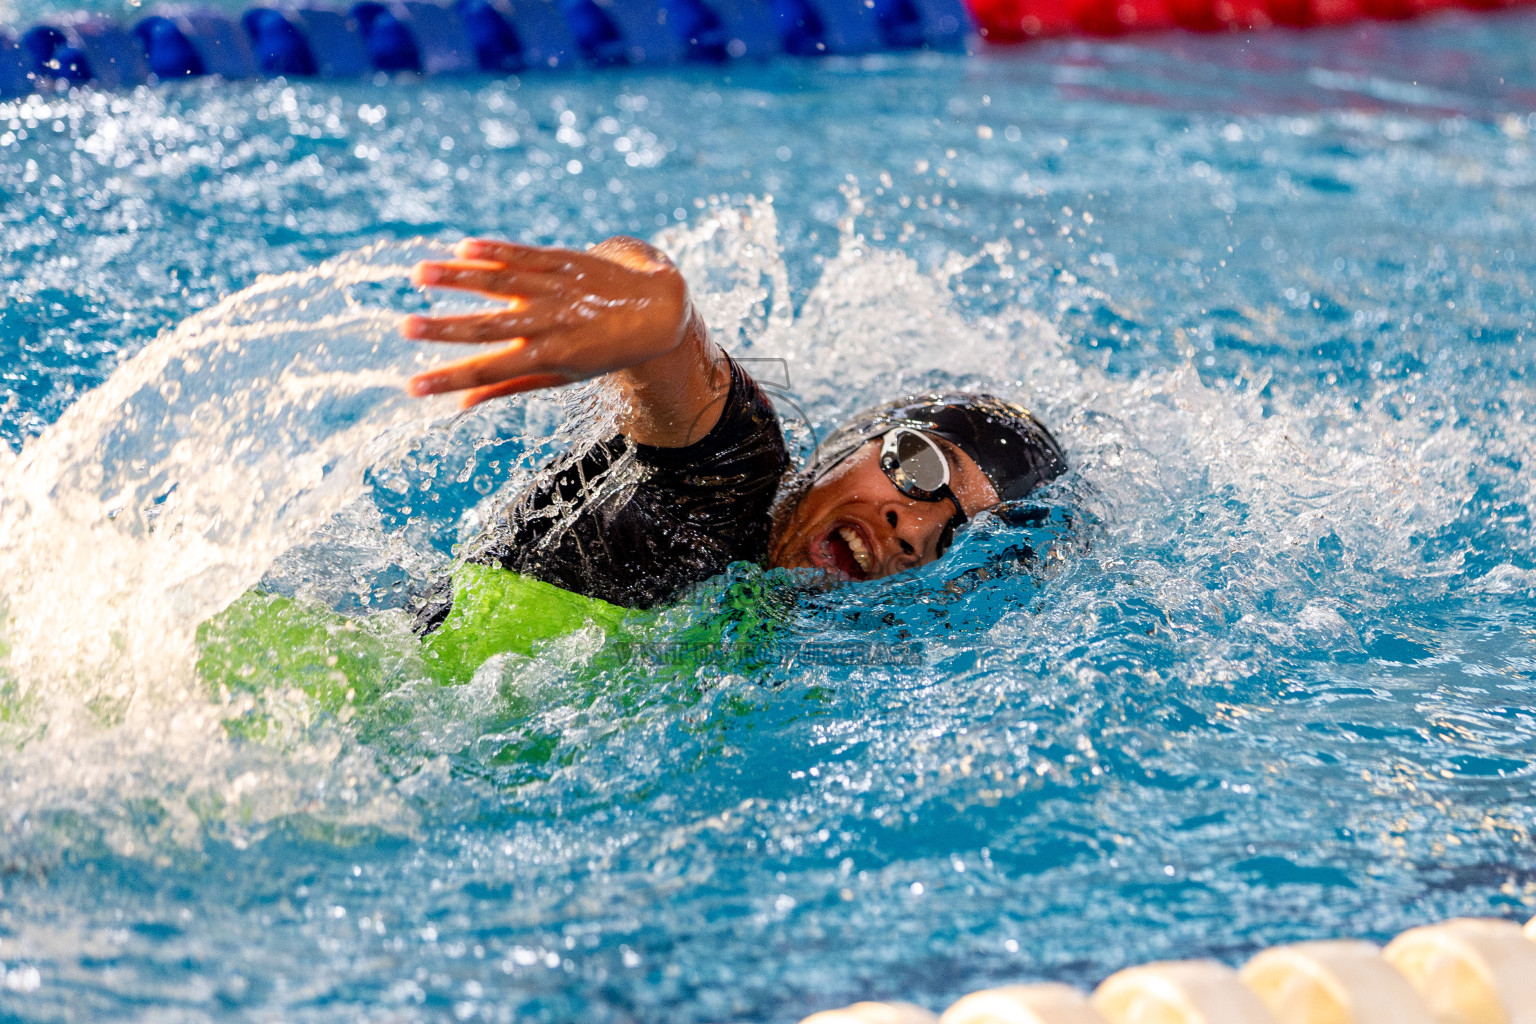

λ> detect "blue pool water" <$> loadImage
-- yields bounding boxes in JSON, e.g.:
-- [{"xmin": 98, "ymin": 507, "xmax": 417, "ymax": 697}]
[{"xmin": 2, "ymin": 12, "xmax": 1535, "ymax": 1023}]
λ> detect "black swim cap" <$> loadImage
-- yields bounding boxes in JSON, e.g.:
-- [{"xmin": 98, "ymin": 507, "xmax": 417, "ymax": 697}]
[{"xmin": 811, "ymin": 392, "xmax": 1067, "ymax": 503}]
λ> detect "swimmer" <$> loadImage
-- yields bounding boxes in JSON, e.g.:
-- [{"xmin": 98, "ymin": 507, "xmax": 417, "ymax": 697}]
[{"xmin": 404, "ymin": 235, "xmax": 1065, "ymax": 625}]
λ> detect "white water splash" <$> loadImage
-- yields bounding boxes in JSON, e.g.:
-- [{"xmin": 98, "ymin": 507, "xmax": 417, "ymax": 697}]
[
  {"xmin": 664, "ymin": 194, "xmax": 1516, "ymax": 614},
  {"xmin": 0, "ymin": 241, "xmax": 466, "ymax": 854},
  {"xmin": 659, "ymin": 194, "xmax": 1068, "ymax": 451}
]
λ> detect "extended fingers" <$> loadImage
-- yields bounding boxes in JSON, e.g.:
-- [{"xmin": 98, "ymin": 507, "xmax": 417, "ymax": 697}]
[
  {"xmin": 406, "ymin": 340, "xmax": 544, "ymax": 397},
  {"xmin": 402, "ymin": 305, "xmax": 540, "ymax": 343},
  {"xmin": 454, "ymin": 238, "xmax": 582, "ymax": 273},
  {"xmin": 412, "ymin": 259, "xmax": 568, "ymax": 298}
]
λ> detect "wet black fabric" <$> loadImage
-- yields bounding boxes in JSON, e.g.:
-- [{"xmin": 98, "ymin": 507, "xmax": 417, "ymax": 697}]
[{"xmin": 417, "ymin": 356, "xmax": 788, "ymax": 630}]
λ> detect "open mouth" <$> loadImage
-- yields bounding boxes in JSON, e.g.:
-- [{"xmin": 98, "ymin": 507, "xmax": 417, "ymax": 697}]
[{"xmin": 808, "ymin": 521, "xmax": 875, "ymax": 581}]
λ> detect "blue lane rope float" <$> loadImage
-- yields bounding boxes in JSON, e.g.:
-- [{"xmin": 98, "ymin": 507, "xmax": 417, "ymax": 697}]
[
  {"xmin": 454, "ymin": 0, "xmax": 528, "ymax": 71},
  {"xmin": 0, "ymin": 0, "xmax": 927, "ymax": 92},
  {"xmin": 244, "ymin": 8, "xmax": 320, "ymax": 74},
  {"xmin": 350, "ymin": 3, "xmax": 423, "ymax": 73},
  {"xmin": 132, "ymin": 16, "xmax": 208, "ymax": 78},
  {"xmin": 1, "ymin": 0, "xmax": 972, "ymax": 96}
]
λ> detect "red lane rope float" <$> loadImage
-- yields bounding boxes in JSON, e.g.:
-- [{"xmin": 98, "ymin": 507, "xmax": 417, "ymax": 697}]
[{"xmin": 966, "ymin": 0, "xmax": 1532, "ymax": 42}]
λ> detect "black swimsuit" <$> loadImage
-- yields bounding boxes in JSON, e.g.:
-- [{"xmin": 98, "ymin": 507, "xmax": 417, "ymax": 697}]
[{"xmin": 416, "ymin": 356, "xmax": 789, "ymax": 631}]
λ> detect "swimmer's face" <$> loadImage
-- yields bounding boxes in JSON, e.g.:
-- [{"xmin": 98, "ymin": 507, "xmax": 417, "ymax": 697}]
[{"xmin": 769, "ymin": 438, "xmax": 999, "ymax": 582}]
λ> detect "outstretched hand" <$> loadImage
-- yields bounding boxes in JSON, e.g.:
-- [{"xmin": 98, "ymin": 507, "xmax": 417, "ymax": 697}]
[{"xmin": 404, "ymin": 236, "xmax": 696, "ymax": 410}]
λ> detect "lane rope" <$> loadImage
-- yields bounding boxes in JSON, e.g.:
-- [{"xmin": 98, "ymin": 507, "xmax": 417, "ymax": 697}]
[
  {"xmin": 805, "ymin": 914, "xmax": 1536, "ymax": 1024},
  {"xmin": 4, "ymin": 0, "xmax": 1529, "ymax": 95}
]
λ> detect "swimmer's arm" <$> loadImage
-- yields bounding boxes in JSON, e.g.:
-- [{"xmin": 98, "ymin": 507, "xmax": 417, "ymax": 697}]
[{"xmin": 402, "ymin": 236, "xmax": 730, "ymax": 447}]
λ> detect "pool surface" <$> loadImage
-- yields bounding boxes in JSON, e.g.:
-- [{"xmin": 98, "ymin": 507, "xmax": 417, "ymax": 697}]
[{"xmin": 2, "ymin": 11, "xmax": 1535, "ymax": 1023}]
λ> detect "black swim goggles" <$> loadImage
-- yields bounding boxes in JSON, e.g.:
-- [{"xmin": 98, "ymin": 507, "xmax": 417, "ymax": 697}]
[{"xmin": 878, "ymin": 427, "xmax": 969, "ymax": 556}]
